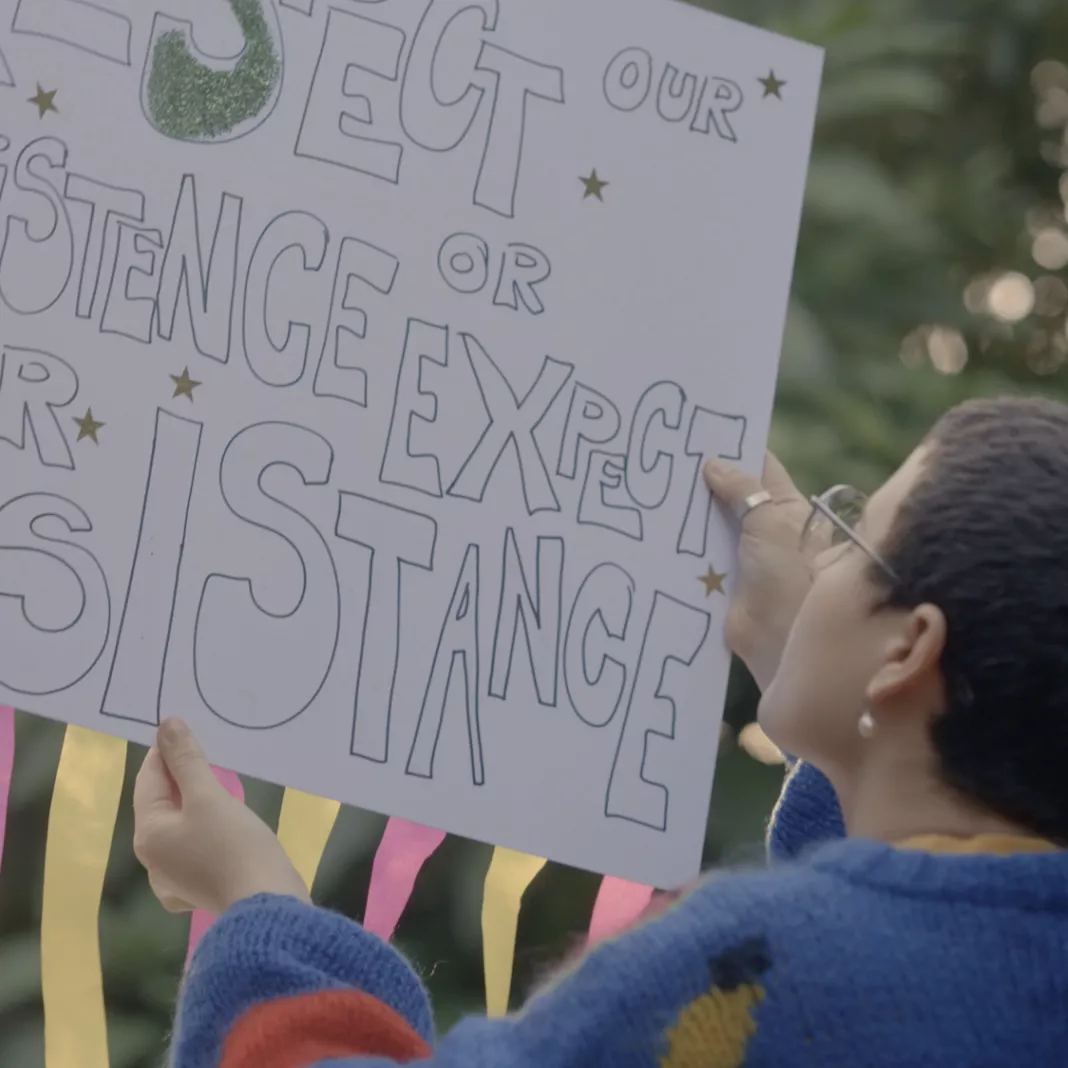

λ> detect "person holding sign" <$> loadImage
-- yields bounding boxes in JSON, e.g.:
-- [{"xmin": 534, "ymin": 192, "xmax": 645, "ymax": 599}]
[{"xmin": 134, "ymin": 395, "xmax": 1068, "ymax": 1067}]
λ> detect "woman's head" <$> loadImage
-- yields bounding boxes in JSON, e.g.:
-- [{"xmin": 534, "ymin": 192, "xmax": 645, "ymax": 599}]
[{"xmin": 760, "ymin": 395, "xmax": 1068, "ymax": 842}]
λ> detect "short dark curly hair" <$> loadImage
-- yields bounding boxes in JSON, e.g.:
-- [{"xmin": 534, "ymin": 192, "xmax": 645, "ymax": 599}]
[{"xmin": 879, "ymin": 395, "xmax": 1068, "ymax": 843}]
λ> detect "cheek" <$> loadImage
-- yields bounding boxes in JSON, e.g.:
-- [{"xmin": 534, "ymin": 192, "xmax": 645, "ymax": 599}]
[{"xmin": 757, "ymin": 567, "xmax": 873, "ymax": 757}]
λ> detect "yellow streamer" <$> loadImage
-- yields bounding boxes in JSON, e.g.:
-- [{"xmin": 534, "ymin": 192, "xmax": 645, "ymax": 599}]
[
  {"xmin": 481, "ymin": 847, "xmax": 547, "ymax": 1017},
  {"xmin": 42, "ymin": 725, "xmax": 127, "ymax": 1068},
  {"xmin": 276, "ymin": 788, "xmax": 340, "ymax": 891}
]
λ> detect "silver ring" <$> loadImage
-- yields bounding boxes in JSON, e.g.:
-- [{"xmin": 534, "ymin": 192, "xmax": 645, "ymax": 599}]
[{"xmin": 734, "ymin": 490, "xmax": 773, "ymax": 521}]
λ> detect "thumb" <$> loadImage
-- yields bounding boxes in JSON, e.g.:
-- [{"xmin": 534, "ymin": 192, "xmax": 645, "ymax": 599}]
[
  {"xmin": 132, "ymin": 747, "xmax": 179, "ymax": 815},
  {"xmin": 156, "ymin": 718, "xmax": 216, "ymax": 797},
  {"xmin": 761, "ymin": 452, "xmax": 801, "ymax": 500},
  {"xmin": 703, "ymin": 458, "xmax": 765, "ymax": 509}
]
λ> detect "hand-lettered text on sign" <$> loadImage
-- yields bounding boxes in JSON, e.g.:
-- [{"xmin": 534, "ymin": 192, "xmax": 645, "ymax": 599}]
[{"xmin": 0, "ymin": 0, "xmax": 822, "ymax": 886}]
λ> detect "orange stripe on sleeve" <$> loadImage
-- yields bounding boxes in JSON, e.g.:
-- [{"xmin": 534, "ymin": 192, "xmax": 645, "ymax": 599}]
[{"xmin": 219, "ymin": 989, "xmax": 431, "ymax": 1068}]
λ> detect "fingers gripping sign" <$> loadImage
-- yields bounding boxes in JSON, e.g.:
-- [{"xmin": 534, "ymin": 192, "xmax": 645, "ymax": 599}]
[
  {"xmin": 703, "ymin": 454, "xmax": 813, "ymax": 691},
  {"xmin": 133, "ymin": 719, "xmax": 309, "ymax": 916},
  {"xmin": 132, "ymin": 747, "xmax": 193, "ymax": 914}
]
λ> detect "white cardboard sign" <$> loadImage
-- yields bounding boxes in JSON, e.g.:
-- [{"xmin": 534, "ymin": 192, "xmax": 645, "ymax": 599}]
[{"xmin": 0, "ymin": 0, "xmax": 821, "ymax": 886}]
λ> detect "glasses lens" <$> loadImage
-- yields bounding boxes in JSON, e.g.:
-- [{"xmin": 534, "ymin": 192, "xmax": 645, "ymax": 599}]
[
  {"xmin": 803, "ymin": 487, "xmax": 868, "ymax": 555},
  {"xmin": 826, "ymin": 486, "xmax": 867, "ymax": 531}
]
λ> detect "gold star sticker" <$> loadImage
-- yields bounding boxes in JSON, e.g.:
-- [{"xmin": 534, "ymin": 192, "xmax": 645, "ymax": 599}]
[
  {"xmin": 170, "ymin": 367, "xmax": 201, "ymax": 401},
  {"xmin": 699, "ymin": 566, "xmax": 727, "ymax": 597},
  {"xmin": 74, "ymin": 408, "xmax": 104, "ymax": 444},
  {"xmin": 28, "ymin": 84, "xmax": 58, "ymax": 118},
  {"xmin": 579, "ymin": 170, "xmax": 609, "ymax": 201},
  {"xmin": 758, "ymin": 70, "xmax": 786, "ymax": 99}
]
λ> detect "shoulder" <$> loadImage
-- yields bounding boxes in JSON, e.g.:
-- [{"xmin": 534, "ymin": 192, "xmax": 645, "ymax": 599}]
[
  {"xmin": 587, "ymin": 854, "xmax": 844, "ymax": 1003},
  {"xmin": 522, "ymin": 847, "xmax": 922, "ymax": 1067},
  {"xmin": 558, "ymin": 859, "xmax": 857, "ymax": 1066},
  {"xmin": 622, "ymin": 839, "xmax": 920, "ymax": 999}
]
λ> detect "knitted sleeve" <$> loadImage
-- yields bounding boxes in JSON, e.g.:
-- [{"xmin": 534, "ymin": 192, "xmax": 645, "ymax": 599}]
[
  {"xmin": 171, "ymin": 894, "xmax": 434, "ymax": 1068},
  {"xmin": 170, "ymin": 880, "xmax": 785, "ymax": 1068},
  {"xmin": 766, "ymin": 759, "xmax": 846, "ymax": 862}
]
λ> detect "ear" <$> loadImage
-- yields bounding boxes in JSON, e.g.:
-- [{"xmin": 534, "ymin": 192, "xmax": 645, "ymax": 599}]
[{"xmin": 865, "ymin": 604, "xmax": 947, "ymax": 710}]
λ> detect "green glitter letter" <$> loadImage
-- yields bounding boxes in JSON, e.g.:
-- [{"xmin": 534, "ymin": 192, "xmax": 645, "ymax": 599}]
[{"xmin": 141, "ymin": 0, "xmax": 283, "ymax": 143}]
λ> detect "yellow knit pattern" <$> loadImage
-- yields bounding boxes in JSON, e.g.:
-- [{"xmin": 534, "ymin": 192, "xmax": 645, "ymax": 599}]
[
  {"xmin": 659, "ymin": 982, "xmax": 765, "ymax": 1068},
  {"xmin": 659, "ymin": 938, "xmax": 770, "ymax": 1068}
]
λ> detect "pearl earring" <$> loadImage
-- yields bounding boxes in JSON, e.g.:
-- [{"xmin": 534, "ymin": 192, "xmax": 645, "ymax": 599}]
[{"xmin": 858, "ymin": 710, "xmax": 876, "ymax": 739}]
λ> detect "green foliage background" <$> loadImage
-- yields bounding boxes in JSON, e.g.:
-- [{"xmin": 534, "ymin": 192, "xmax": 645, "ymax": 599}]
[{"xmin": 5, "ymin": 0, "xmax": 1068, "ymax": 1062}]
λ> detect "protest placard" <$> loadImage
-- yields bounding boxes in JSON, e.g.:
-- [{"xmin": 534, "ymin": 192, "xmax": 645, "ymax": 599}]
[{"xmin": 0, "ymin": 0, "xmax": 821, "ymax": 885}]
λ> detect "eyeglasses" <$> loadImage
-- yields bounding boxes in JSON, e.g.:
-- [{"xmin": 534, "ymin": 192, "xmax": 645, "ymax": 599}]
[
  {"xmin": 801, "ymin": 485, "xmax": 974, "ymax": 707},
  {"xmin": 799, "ymin": 485, "xmax": 898, "ymax": 581}
]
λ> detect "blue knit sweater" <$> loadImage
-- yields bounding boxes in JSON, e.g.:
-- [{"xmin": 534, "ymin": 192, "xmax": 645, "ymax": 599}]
[{"xmin": 171, "ymin": 763, "xmax": 1068, "ymax": 1067}]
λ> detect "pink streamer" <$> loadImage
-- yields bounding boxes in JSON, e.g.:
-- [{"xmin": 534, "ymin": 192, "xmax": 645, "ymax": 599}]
[
  {"xmin": 587, "ymin": 876, "xmax": 655, "ymax": 945},
  {"xmin": 0, "ymin": 707, "xmax": 13, "ymax": 874},
  {"xmin": 363, "ymin": 818, "xmax": 445, "ymax": 942},
  {"xmin": 185, "ymin": 767, "xmax": 244, "ymax": 965}
]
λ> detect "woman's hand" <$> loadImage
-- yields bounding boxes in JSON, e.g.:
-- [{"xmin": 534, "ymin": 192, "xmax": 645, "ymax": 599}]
[
  {"xmin": 703, "ymin": 453, "xmax": 812, "ymax": 691},
  {"xmin": 133, "ymin": 719, "xmax": 310, "ymax": 916}
]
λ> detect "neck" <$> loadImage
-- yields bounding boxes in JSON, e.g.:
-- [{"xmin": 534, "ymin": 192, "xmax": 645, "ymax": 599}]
[{"xmin": 830, "ymin": 747, "xmax": 1035, "ymax": 845}]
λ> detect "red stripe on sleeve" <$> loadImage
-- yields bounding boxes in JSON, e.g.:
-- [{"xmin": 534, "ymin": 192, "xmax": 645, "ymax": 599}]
[{"xmin": 219, "ymin": 989, "xmax": 431, "ymax": 1068}]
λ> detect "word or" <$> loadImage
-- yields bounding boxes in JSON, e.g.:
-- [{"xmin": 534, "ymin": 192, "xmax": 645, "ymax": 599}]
[{"xmin": 437, "ymin": 232, "xmax": 551, "ymax": 316}]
